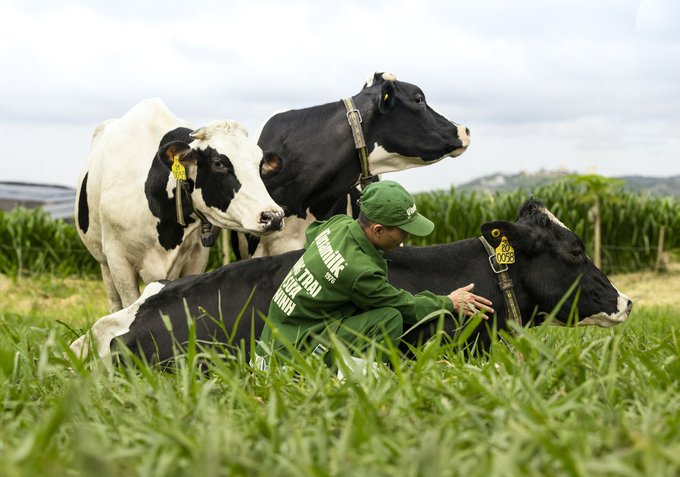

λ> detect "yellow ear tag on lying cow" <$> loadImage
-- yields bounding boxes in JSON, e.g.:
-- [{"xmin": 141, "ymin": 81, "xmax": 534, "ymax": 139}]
[
  {"xmin": 492, "ymin": 229, "xmax": 500, "ymax": 238},
  {"xmin": 495, "ymin": 236, "xmax": 515, "ymax": 264},
  {"xmin": 172, "ymin": 155, "xmax": 186, "ymax": 181},
  {"xmin": 384, "ymin": 94, "xmax": 389, "ymax": 101}
]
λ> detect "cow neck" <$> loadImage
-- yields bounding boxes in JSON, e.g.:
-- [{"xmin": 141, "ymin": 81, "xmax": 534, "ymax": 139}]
[
  {"xmin": 342, "ymin": 97, "xmax": 372, "ymax": 189},
  {"xmin": 178, "ymin": 180, "xmax": 215, "ymax": 248},
  {"xmin": 478, "ymin": 237, "xmax": 523, "ymax": 335}
]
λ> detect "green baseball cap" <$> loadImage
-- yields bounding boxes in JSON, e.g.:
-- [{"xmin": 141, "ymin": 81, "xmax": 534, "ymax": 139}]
[{"xmin": 359, "ymin": 180, "xmax": 434, "ymax": 236}]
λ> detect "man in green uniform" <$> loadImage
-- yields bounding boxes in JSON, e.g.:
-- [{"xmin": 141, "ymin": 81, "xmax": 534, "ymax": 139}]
[{"xmin": 256, "ymin": 180, "xmax": 494, "ymax": 366}]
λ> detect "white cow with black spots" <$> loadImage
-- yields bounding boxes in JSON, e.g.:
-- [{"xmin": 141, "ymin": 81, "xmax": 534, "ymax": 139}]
[{"xmin": 76, "ymin": 98, "xmax": 284, "ymax": 313}]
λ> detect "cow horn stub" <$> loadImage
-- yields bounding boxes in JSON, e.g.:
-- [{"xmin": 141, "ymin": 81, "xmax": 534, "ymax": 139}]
[
  {"xmin": 189, "ymin": 127, "xmax": 206, "ymax": 140},
  {"xmin": 382, "ymin": 72, "xmax": 396, "ymax": 82}
]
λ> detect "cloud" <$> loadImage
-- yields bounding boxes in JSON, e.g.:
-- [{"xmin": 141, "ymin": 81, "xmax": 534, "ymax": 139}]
[{"xmin": 0, "ymin": 0, "xmax": 678, "ymax": 190}]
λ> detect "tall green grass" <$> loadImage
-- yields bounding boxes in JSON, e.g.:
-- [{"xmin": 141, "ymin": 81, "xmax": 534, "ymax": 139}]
[
  {"xmin": 413, "ymin": 181, "xmax": 680, "ymax": 273},
  {"xmin": 1, "ymin": 287, "xmax": 679, "ymax": 476},
  {"xmin": 0, "ymin": 207, "xmax": 100, "ymax": 277}
]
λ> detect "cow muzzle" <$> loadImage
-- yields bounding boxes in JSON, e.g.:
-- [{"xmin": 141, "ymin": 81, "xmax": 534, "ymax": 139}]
[{"xmin": 259, "ymin": 210, "xmax": 285, "ymax": 232}]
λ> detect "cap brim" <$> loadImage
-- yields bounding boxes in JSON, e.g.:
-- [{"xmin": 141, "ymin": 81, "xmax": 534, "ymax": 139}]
[{"xmin": 398, "ymin": 213, "xmax": 434, "ymax": 236}]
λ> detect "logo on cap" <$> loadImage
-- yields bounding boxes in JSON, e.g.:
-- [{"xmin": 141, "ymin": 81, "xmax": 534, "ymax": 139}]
[{"xmin": 406, "ymin": 203, "xmax": 416, "ymax": 219}]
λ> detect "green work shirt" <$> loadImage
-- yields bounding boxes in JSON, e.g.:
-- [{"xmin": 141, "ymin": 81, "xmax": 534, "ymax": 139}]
[{"xmin": 256, "ymin": 215, "xmax": 454, "ymax": 358}]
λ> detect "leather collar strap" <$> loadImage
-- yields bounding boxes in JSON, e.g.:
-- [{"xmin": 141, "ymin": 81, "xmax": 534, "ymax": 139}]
[
  {"xmin": 478, "ymin": 236, "xmax": 523, "ymax": 334},
  {"xmin": 342, "ymin": 97, "xmax": 372, "ymax": 190},
  {"xmin": 175, "ymin": 180, "xmax": 215, "ymax": 248}
]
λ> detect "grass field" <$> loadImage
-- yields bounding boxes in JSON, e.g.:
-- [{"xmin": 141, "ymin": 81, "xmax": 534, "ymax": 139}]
[{"xmin": 1, "ymin": 267, "xmax": 679, "ymax": 476}]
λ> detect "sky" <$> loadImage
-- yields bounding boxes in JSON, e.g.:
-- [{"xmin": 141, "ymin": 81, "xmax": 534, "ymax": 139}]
[{"xmin": 0, "ymin": 0, "xmax": 678, "ymax": 193}]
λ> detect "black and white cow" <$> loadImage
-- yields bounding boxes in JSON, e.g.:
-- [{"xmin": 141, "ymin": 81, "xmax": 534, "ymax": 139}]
[
  {"xmin": 76, "ymin": 98, "xmax": 284, "ymax": 314},
  {"xmin": 233, "ymin": 71, "xmax": 471, "ymax": 259},
  {"xmin": 71, "ymin": 199, "xmax": 632, "ymax": 367}
]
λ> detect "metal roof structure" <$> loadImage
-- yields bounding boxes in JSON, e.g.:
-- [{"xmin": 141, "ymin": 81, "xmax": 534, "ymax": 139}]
[{"xmin": 0, "ymin": 182, "xmax": 76, "ymax": 220}]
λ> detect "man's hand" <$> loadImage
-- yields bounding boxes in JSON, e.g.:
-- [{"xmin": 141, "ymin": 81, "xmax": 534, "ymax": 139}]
[{"xmin": 447, "ymin": 284, "xmax": 494, "ymax": 320}]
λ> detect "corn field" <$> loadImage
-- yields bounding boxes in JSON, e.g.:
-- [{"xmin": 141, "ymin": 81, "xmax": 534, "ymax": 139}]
[
  {"xmin": 0, "ymin": 207, "xmax": 100, "ymax": 277},
  {"xmin": 411, "ymin": 181, "xmax": 680, "ymax": 274},
  {"xmin": 2, "ymin": 182, "xmax": 679, "ymax": 277}
]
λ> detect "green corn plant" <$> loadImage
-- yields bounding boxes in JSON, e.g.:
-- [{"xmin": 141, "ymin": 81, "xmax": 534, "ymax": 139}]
[
  {"xmin": 413, "ymin": 182, "xmax": 680, "ymax": 274},
  {"xmin": 0, "ymin": 207, "xmax": 100, "ymax": 277}
]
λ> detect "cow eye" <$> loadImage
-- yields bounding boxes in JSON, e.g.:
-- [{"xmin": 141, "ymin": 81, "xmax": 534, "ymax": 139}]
[
  {"xmin": 212, "ymin": 157, "xmax": 228, "ymax": 172},
  {"xmin": 415, "ymin": 96, "xmax": 425, "ymax": 104},
  {"xmin": 571, "ymin": 249, "xmax": 583, "ymax": 259}
]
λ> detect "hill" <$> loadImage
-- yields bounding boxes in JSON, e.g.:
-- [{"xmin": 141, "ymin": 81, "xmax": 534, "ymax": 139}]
[{"xmin": 456, "ymin": 171, "xmax": 680, "ymax": 196}]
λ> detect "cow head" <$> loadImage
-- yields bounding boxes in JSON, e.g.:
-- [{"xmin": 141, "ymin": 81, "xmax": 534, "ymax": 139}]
[
  {"xmin": 359, "ymin": 71, "xmax": 471, "ymax": 175},
  {"xmin": 481, "ymin": 199, "xmax": 632, "ymax": 327},
  {"xmin": 157, "ymin": 120, "xmax": 284, "ymax": 235}
]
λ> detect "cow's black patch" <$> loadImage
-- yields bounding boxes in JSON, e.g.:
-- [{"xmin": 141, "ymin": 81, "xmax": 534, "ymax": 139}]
[
  {"xmin": 144, "ymin": 128, "xmax": 196, "ymax": 251},
  {"xmin": 231, "ymin": 230, "xmax": 242, "ymax": 261},
  {"xmin": 194, "ymin": 146, "xmax": 241, "ymax": 210},
  {"xmin": 230, "ymin": 229, "xmax": 261, "ymax": 261},
  {"xmin": 77, "ymin": 172, "xmax": 90, "ymax": 234}
]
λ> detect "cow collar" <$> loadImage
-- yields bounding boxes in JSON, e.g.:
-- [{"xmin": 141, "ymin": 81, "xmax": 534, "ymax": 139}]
[
  {"xmin": 342, "ymin": 98, "xmax": 373, "ymax": 190},
  {"xmin": 478, "ymin": 236, "xmax": 523, "ymax": 334},
  {"xmin": 176, "ymin": 180, "xmax": 216, "ymax": 248}
]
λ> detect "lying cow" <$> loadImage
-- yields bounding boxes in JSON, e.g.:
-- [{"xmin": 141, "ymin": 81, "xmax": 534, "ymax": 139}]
[
  {"xmin": 233, "ymin": 71, "xmax": 471, "ymax": 259},
  {"xmin": 76, "ymin": 98, "xmax": 284, "ymax": 314},
  {"xmin": 71, "ymin": 199, "xmax": 632, "ymax": 367}
]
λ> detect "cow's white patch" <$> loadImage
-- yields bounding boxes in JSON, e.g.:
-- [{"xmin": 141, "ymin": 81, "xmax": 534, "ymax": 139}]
[
  {"xmin": 578, "ymin": 286, "xmax": 631, "ymax": 327},
  {"xmin": 368, "ymin": 143, "xmax": 467, "ymax": 175},
  {"xmin": 548, "ymin": 285, "xmax": 631, "ymax": 327},
  {"xmin": 455, "ymin": 124, "xmax": 470, "ymax": 149},
  {"xmin": 69, "ymin": 282, "xmax": 166, "ymax": 368},
  {"xmin": 251, "ymin": 210, "xmax": 317, "ymax": 257}
]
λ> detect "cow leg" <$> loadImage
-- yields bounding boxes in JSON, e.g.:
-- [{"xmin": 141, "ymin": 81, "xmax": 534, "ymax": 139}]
[
  {"xmin": 105, "ymin": 252, "xmax": 141, "ymax": 310},
  {"xmin": 180, "ymin": 246, "xmax": 211, "ymax": 277},
  {"xmin": 101, "ymin": 263, "xmax": 124, "ymax": 314}
]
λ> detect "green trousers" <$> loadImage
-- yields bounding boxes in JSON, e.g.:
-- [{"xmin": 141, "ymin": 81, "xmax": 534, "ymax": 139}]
[{"xmin": 308, "ymin": 307, "xmax": 403, "ymax": 363}]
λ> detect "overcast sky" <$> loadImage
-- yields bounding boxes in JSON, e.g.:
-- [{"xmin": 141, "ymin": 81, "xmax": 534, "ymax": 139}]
[{"xmin": 1, "ymin": 0, "xmax": 678, "ymax": 192}]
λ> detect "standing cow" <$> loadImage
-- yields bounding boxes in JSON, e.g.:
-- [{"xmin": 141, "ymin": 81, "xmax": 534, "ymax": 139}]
[
  {"xmin": 233, "ymin": 71, "xmax": 471, "ymax": 259},
  {"xmin": 71, "ymin": 199, "xmax": 632, "ymax": 366},
  {"xmin": 76, "ymin": 98, "xmax": 284, "ymax": 313}
]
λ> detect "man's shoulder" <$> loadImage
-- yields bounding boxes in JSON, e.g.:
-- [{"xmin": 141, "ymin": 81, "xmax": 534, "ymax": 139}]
[{"xmin": 305, "ymin": 215, "xmax": 355, "ymax": 246}]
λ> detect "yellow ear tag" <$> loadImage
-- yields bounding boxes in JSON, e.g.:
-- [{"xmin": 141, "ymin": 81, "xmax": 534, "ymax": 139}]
[
  {"xmin": 492, "ymin": 229, "xmax": 500, "ymax": 238},
  {"xmin": 172, "ymin": 155, "xmax": 186, "ymax": 180},
  {"xmin": 495, "ymin": 236, "xmax": 515, "ymax": 264},
  {"xmin": 384, "ymin": 93, "xmax": 388, "ymax": 101}
]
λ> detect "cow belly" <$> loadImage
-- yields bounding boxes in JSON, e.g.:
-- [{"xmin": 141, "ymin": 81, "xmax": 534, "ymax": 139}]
[{"xmin": 252, "ymin": 213, "xmax": 316, "ymax": 257}]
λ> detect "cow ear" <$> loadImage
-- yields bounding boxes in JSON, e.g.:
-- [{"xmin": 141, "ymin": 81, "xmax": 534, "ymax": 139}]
[
  {"xmin": 378, "ymin": 80, "xmax": 396, "ymax": 114},
  {"xmin": 157, "ymin": 140, "xmax": 194, "ymax": 170},
  {"xmin": 260, "ymin": 150, "xmax": 282, "ymax": 178},
  {"xmin": 481, "ymin": 220, "xmax": 521, "ymax": 249}
]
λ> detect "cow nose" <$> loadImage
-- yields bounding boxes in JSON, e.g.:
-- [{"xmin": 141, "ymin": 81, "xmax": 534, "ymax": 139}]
[
  {"xmin": 260, "ymin": 210, "xmax": 284, "ymax": 231},
  {"xmin": 465, "ymin": 127, "xmax": 470, "ymax": 137}
]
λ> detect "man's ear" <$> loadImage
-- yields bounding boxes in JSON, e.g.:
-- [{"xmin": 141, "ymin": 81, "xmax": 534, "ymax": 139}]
[
  {"xmin": 260, "ymin": 150, "xmax": 282, "ymax": 179},
  {"xmin": 157, "ymin": 141, "xmax": 194, "ymax": 170},
  {"xmin": 378, "ymin": 80, "xmax": 396, "ymax": 114},
  {"xmin": 481, "ymin": 220, "xmax": 520, "ymax": 249}
]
